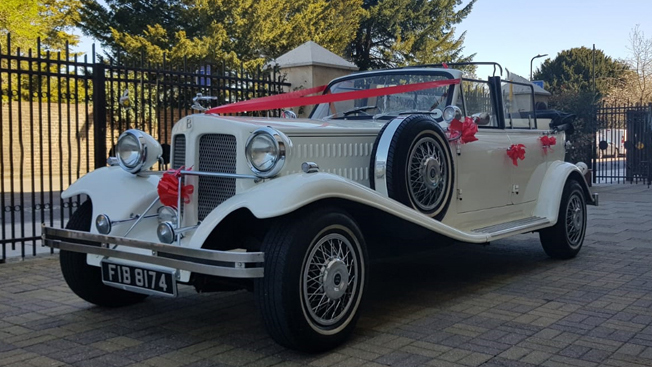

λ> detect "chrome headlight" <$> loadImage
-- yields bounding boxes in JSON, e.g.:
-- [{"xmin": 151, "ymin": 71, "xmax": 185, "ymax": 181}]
[
  {"xmin": 443, "ymin": 105, "xmax": 463, "ymax": 123},
  {"xmin": 95, "ymin": 214, "xmax": 112, "ymax": 234},
  {"xmin": 157, "ymin": 206, "xmax": 178, "ymax": 224},
  {"xmin": 245, "ymin": 127, "xmax": 290, "ymax": 178},
  {"xmin": 116, "ymin": 129, "xmax": 163, "ymax": 174}
]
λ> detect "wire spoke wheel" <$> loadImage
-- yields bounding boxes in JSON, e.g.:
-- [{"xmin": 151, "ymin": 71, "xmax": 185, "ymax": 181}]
[
  {"xmin": 539, "ymin": 180, "xmax": 587, "ymax": 259},
  {"xmin": 407, "ymin": 136, "xmax": 448, "ymax": 212},
  {"xmin": 256, "ymin": 208, "xmax": 367, "ymax": 352},
  {"xmin": 303, "ymin": 231, "xmax": 359, "ymax": 327}
]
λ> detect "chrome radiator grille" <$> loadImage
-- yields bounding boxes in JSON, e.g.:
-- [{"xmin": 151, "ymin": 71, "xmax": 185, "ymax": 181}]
[
  {"xmin": 197, "ymin": 134, "xmax": 237, "ymax": 220},
  {"xmin": 172, "ymin": 135, "xmax": 186, "ymax": 169}
]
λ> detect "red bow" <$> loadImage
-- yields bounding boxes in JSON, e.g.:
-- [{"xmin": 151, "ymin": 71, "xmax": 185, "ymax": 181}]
[
  {"xmin": 448, "ymin": 117, "xmax": 478, "ymax": 144},
  {"xmin": 507, "ymin": 144, "xmax": 526, "ymax": 166},
  {"xmin": 157, "ymin": 167, "xmax": 194, "ymax": 208},
  {"xmin": 540, "ymin": 135, "xmax": 556, "ymax": 154}
]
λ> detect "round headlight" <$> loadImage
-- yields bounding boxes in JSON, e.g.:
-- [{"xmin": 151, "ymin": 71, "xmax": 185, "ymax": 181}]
[
  {"xmin": 157, "ymin": 206, "xmax": 178, "ymax": 224},
  {"xmin": 115, "ymin": 129, "xmax": 163, "ymax": 174},
  {"xmin": 247, "ymin": 134, "xmax": 278, "ymax": 171},
  {"xmin": 95, "ymin": 214, "xmax": 112, "ymax": 234},
  {"xmin": 245, "ymin": 127, "xmax": 290, "ymax": 178},
  {"xmin": 443, "ymin": 106, "xmax": 463, "ymax": 123},
  {"xmin": 117, "ymin": 133, "xmax": 141, "ymax": 169},
  {"xmin": 157, "ymin": 222, "xmax": 175, "ymax": 244}
]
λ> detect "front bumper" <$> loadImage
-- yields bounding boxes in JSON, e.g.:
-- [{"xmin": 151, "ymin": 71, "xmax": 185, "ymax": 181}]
[{"xmin": 42, "ymin": 226, "xmax": 264, "ymax": 278}]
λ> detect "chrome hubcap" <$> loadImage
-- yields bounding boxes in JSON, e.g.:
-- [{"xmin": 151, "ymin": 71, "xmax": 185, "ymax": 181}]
[
  {"xmin": 303, "ymin": 232, "xmax": 358, "ymax": 326},
  {"xmin": 421, "ymin": 157, "xmax": 442, "ymax": 190},
  {"xmin": 323, "ymin": 259, "xmax": 349, "ymax": 300}
]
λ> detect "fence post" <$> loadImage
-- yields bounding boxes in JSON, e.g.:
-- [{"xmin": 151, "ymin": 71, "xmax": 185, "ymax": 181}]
[{"xmin": 93, "ymin": 63, "xmax": 107, "ymax": 169}]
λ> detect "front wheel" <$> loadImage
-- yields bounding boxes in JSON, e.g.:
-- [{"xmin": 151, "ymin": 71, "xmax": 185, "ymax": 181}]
[
  {"xmin": 60, "ymin": 201, "xmax": 148, "ymax": 307},
  {"xmin": 255, "ymin": 207, "xmax": 367, "ymax": 353},
  {"xmin": 539, "ymin": 180, "xmax": 587, "ymax": 259}
]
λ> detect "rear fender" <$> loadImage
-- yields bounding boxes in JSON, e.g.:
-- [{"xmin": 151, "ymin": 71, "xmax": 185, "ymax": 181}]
[{"xmin": 533, "ymin": 161, "xmax": 594, "ymax": 224}]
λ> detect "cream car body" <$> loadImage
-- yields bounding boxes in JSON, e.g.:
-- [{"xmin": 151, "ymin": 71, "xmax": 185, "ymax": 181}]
[{"xmin": 46, "ymin": 65, "xmax": 596, "ymax": 352}]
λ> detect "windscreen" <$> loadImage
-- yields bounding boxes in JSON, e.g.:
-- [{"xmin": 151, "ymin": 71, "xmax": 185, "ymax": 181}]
[{"xmin": 311, "ymin": 72, "xmax": 455, "ymax": 120}]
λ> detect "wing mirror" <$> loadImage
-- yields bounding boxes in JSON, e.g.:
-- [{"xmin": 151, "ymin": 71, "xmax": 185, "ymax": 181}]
[{"xmin": 471, "ymin": 112, "xmax": 491, "ymax": 126}]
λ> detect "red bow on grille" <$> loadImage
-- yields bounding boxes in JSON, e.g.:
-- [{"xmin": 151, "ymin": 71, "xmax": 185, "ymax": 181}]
[
  {"xmin": 507, "ymin": 144, "xmax": 526, "ymax": 166},
  {"xmin": 448, "ymin": 117, "xmax": 478, "ymax": 144},
  {"xmin": 540, "ymin": 135, "xmax": 556, "ymax": 154},
  {"xmin": 157, "ymin": 167, "xmax": 194, "ymax": 208}
]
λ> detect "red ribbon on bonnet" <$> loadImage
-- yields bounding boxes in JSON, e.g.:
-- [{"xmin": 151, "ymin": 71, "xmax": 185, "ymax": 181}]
[
  {"xmin": 507, "ymin": 144, "xmax": 526, "ymax": 166},
  {"xmin": 157, "ymin": 167, "xmax": 194, "ymax": 208}
]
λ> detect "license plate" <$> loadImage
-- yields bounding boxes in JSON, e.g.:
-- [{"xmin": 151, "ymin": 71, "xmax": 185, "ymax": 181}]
[{"xmin": 101, "ymin": 260, "xmax": 176, "ymax": 297}]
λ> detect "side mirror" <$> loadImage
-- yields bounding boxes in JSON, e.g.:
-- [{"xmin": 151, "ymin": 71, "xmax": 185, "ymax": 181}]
[{"xmin": 472, "ymin": 112, "xmax": 491, "ymax": 126}]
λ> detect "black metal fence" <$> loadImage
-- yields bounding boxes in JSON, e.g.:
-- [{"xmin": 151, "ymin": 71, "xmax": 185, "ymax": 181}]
[
  {"xmin": 593, "ymin": 102, "xmax": 652, "ymax": 186},
  {"xmin": 0, "ymin": 35, "xmax": 290, "ymax": 262}
]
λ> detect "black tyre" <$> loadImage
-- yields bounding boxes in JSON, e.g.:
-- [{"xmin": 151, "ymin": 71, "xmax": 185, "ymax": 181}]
[
  {"xmin": 255, "ymin": 207, "xmax": 367, "ymax": 353},
  {"xmin": 384, "ymin": 115, "xmax": 454, "ymax": 220},
  {"xmin": 60, "ymin": 201, "xmax": 148, "ymax": 307},
  {"xmin": 539, "ymin": 180, "xmax": 587, "ymax": 259}
]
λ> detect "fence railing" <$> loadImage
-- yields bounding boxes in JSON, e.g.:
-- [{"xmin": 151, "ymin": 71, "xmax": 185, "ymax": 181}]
[
  {"xmin": 0, "ymin": 35, "xmax": 290, "ymax": 262},
  {"xmin": 593, "ymin": 102, "xmax": 652, "ymax": 186}
]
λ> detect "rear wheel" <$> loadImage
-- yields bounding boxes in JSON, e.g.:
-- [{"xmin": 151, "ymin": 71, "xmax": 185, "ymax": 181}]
[
  {"xmin": 60, "ymin": 201, "xmax": 148, "ymax": 307},
  {"xmin": 539, "ymin": 180, "xmax": 587, "ymax": 259},
  {"xmin": 255, "ymin": 207, "xmax": 367, "ymax": 353}
]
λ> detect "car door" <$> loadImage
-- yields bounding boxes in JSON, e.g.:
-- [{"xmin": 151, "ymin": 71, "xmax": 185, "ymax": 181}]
[
  {"xmin": 501, "ymin": 79, "xmax": 546, "ymax": 205},
  {"xmin": 455, "ymin": 77, "xmax": 512, "ymax": 213}
]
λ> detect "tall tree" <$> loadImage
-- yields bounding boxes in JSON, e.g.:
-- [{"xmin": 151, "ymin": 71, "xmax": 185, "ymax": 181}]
[
  {"xmin": 0, "ymin": 0, "xmax": 80, "ymax": 53},
  {"xmin": 78, "ymin": 0, "xmax": 365, "ymax": 69},
  {"xmin": 76, "ymin": 0, "xmax": 190, "ymax": 55},
  {"xmin": 348, "ymin": 0, "xmax": 476, "ymax": 70},
  {"xmin": 533, "ymin": 47, "xmax": 628, "ymax": 97},
  {"xmin": 624, "ymin": 25, "xmax": 652, "ymax": 104},
  {"xmin": 77, "ymin": 0, "xmax": 476, "ymax": 70}
]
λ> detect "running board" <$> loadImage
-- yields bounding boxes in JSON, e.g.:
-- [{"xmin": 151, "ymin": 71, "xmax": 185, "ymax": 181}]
[{"xmin": 471, "ymin": 216, "xmax": 550, "ymax": 240}]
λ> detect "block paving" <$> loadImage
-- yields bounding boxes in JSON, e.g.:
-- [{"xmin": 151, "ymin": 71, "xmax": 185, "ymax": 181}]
[{"xmin": 1, "ymin": 184, "xmax": 652, "ymax": 366}]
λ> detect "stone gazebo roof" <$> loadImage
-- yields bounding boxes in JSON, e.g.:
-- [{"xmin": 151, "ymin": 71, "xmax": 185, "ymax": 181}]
[{"xmin": 272, "ymin": 41, "xmax": 358, "ymax": 70}]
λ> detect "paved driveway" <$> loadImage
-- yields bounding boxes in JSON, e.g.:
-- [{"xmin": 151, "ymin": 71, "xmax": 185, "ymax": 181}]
[{"xmin": 1, "ymin": 184, "xmax": 652, "ymax": 367}]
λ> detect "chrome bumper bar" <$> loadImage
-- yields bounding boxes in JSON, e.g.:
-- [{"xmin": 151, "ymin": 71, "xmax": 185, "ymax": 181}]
[{"xmin": 42, "ymin": 226, "xmax": 264, "ymax": 278}]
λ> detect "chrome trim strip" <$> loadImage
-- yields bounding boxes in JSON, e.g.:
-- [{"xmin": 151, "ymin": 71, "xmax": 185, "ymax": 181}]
[
  {"xmin": 373, "ymin": 116, "xmax": 408, "ymax": 196},
  {"xmin": 472, "ymin": 217, "xmax": 550, "ymax": 240},
  {"xmin": 43, "ymin": 226, "xmax": 264, "ymax": 278}
]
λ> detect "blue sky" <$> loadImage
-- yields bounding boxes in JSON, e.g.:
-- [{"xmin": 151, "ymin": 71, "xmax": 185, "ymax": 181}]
[
  {"xmin": 457, "ymin": 0, "xmax": 652, "ymax": 79},
  {"xmin": 72, "ymin": 0, "xmax": 652, "ymax": 78}
]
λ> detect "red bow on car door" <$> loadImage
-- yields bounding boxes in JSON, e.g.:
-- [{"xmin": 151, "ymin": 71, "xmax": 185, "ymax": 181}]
[{"xmin": 507, "ymin": 144, "xmax": 526, "ymax": 166}]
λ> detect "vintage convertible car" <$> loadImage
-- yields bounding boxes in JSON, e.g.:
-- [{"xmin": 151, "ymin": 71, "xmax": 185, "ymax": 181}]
[{"xmin": 43, "ymin": 63, "xmax": 597, "ymax": 352}]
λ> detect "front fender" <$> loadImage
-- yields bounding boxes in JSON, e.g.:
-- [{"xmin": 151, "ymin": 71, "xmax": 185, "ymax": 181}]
[
  {"xmin": 62, "ymin": 166, "xmax": 162, "ymax": 228},
  {"xmin": 534, "ymin": 161, "xmax": 593, "ymax": 224},
  {"xmin": 188, "ymin": 172, "xmax": 489, "ymax": 249}
]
